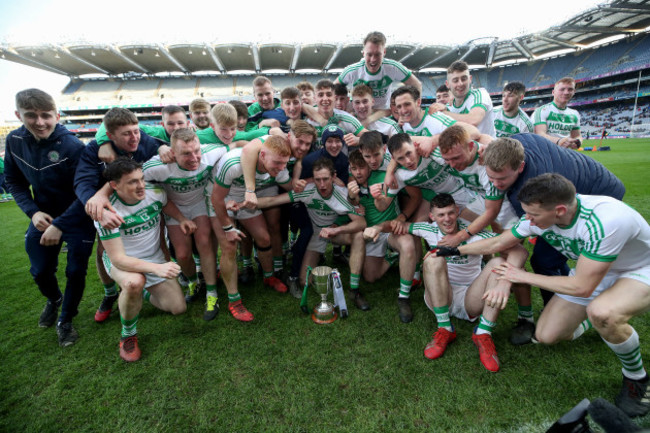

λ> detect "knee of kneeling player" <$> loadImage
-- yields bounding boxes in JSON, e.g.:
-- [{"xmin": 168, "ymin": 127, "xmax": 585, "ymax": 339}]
[
  {"xmin": 586, "ymin": 302, "xmax": 622, "ymax": 331},
  {"xmin": 423, "ymin": 255, "xmax": 446, "ymax": 273},
  {"xmin": 123, "ymin": 275, "xmax": 146, "ymax": 295}
]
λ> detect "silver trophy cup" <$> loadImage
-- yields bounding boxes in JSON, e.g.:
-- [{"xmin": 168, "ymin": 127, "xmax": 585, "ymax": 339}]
[{"xmin": 310, "ymin": 266, "xmax": 337, "ymax": 324}]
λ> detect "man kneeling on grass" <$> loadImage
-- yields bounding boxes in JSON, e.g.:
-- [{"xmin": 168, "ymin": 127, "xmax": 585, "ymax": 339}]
[
  {"xmin": 97, "ymin": 158, "xmax": 187, "ymax": 362},
  {"xmin": 413, "ymin": 193, "xmax": 528, "ymax": 372}
]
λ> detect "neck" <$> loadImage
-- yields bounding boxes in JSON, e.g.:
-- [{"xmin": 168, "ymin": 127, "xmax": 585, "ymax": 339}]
[
  {"xmin": 256, "ymin": 159, "xmax": 267, "ymax": 174},
  {"xmin": 504, "ymin": 106, "xmax": 519, "ymax": 117},
  {"xmin": 554, "ymin": 99, "xmax": 567, "ymax": 109}
]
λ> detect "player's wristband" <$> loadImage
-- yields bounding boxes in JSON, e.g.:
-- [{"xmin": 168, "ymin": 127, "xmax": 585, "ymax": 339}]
[
  {"xmin": 555, "ymin": 137, "xmax": 562, "ymax": 145},
  {"xmin": 436, "ymin": 246, "xmax": 461, "ymax": 257},
  {"xmin": 399, "ymin": 212, "xmax": 408, "ymax": 220},
  {"xmin": 245, "ymin": 189, "xmax": 255, "ymax": 194},
  {"xmin": 465, "ymin": 228, "xmax": 474, "ymax": 237},
  {"xmin": 222, "ymin": 225, "xmax": 234, "ymax": 232}
]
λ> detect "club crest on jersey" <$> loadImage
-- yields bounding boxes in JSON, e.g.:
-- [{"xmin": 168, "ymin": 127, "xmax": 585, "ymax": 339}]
[{"xmin": 47, "ymin": 151, "xmax": 60, "ymax": 162}]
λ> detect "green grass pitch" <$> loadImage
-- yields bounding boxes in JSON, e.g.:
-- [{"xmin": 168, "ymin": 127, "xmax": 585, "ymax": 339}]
[{"xmin": 1, "ymin": 138, "xmax": 649, "ymax": 432}]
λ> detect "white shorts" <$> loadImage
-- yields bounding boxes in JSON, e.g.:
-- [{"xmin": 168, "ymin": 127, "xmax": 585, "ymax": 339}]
[
  {"xmin": 307, "ymin": 228, "xmax": 330, "ymax": 254},
  {"xmin": 451, "ymin": 188, "xmax": 481, "ymax": 213},
  {"xmin": 165, "ymin": 198, "xmax": 209, "ymax": 226},
  {"xmin": 102, "ymin": 249, "xmax": 168, "ymax": 289},
  {"xmin": 225, "ymin": 191, "xmax": 262, "ymax": 220},
  {"xmin": 557, "ymin": 265, "xmax": 650, "ymax": 306},
  {"xmin": 495, "ymin": 200, "xmax": 519, "ymax": 229},
  {"xmin": 424, "ymin": 282, "xmax": 478, "ymax": 322},
  {"xmin": 366, "ymin": 232, "xmax": 390, "ymax": 257}
]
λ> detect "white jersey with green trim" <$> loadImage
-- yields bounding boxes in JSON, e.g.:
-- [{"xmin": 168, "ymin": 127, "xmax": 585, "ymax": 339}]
[
  {"xmin": 493, "ymin": 106, "xmax": 533, "ymax": 137},
  {"xmin": 403, "ymin": 109, "xmax": 456, "ymax": 137},
  {"xmin": 143, "ymin": 144, "xmax": 228, "ymax": 206},
  {"xmin": 367, "ymin": 117, "xmax": 402, "ymax": 137},
  {"xmin": 532, "ymin": 102, "xmax": 581, "ymax": 138},
  {"xmin": 289, "ymin": 183, "xmax": 360, "ymax": 228},
  {"xmin": 511, "ymin": 194, "xmax": 650, "ymax": 272},
  {"xmin": 337, "ymin": 58, "xmax": 412, "ymax": 109},
  {"xmin": 394, "ymin": 155, "xmax": 462, "ymax": 195},
  {"xmin": 448, "ymin": 88, "xmax": 496, "ymax": 136},
  {"xmin": 95, "ymin": 185, "xmax": 167, "ymax": 260},
  {"xmin": 434, "ymin": 143, "xmax": 504, "ymax": 200},
  {"xmin": 214, "ymin": 147, "xmax": 290, "ymax": 197},
  {"xmin": 409, "ymin": 219, "xmax": 497, "ymax": 285},
  {"xmin": 306, "ymin": 108, "xmax": 365, "ymax": 139}
]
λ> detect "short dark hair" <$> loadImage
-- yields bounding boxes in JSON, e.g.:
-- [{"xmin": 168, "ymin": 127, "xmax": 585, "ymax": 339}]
[
  {"xmin": 15, "ymin": 88, "xmax": 56, "ymax": 112},
  {"xmin": 312, "ymin": 157, "xmax": 335, "ymax": 175},
  {"xmin": 431, "ymin": 193, "xmax": 456, "ymax": 209},
  {"xmin": 162, "ymin": 105, "xmax": 186, "ymax": 117},
  {"xmin": 518, "ymin": 173, "xmax": 576, "ymax": 210},
  {"xmin": 103, "ymin": 157, "xmax": 142, "ymax": 182},
  {"xmin": 348, "ymin": 149, "xmax": 367, "ymax": 167},
  {"xmin": 228, "ymin": 100, "xmax": 249, "ymax": 119},
  {"xmin": 363, "ymin": 31, "xmax": 386, "ymax": 46},
  {"xmin": 333, "ymin": 83, "xmax": 348, "ymax": 97},
  {"xmin": 315, "ymin": 79, "xmax": 334, "ymax": 91},
  {"xmin": 447, "ymin": 60, "xmax": 469, "ymax": 74},
  {"xmin": 392, "ymin": 86, "xmax": 420, "ymax": 102},
  {"xmin": 104, "ymin": 108, "xmax": 138, "ymax": 134},
  {"xmin": 387, "ymin": 132, "xmax": 412, "ymax": 155},
  {"xmin": 436, "ymin": 84, "xmax": 449, "ymax": 93},
  {"xmin": 280, "ymin": 86, "xmax": 300, "ymax": 100},
  {"xmin": 359, "ymin": 130, "xmax": 383, "ymax": 152},
  {"xmin": 503, "ymin": 81, "xmax": 526, "ymax": 95}
]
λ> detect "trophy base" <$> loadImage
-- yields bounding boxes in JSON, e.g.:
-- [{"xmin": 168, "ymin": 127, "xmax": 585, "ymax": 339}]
[{"xmin": 312, "ymin": 303, "xmax": 338, "ymax": 324}]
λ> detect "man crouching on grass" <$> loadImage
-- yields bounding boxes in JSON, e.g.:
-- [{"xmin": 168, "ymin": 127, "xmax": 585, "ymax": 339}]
[{"xmin": 97, "ymin": 158, "xmax": 187, "ymax": 362}]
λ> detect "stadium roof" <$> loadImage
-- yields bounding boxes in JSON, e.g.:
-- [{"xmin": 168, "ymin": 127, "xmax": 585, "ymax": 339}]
[{"xmin": 1, "ymin": 0, "xmax": 649, "ymax": 78}]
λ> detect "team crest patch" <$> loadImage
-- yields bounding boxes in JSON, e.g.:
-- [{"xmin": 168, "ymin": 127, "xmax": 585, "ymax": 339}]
[{"xmin": 47, "ymin": 151, "xmax": 60, "ymax": 162}]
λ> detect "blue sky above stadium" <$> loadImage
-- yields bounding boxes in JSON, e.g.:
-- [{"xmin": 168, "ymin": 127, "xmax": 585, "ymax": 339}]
[{"xmin": 0, "ymin": 0, "xmax": 602, "ymax": 120}]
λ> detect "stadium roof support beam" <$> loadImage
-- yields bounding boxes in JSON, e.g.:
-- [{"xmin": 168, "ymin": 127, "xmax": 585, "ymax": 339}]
[
  {"xmin": 206, "ymin": 46, "xmax": 225, "ymax": 73},
  {"xmin": 2, "ymin": 47, "xmax": 69, "ymax": 75},
  {"xmin": 535, "ymin": 35, "xmax": 577, "ymax": 48},
  {"xmin": 324, "ymin": 44, "xmax": 343, "ymax": 71},
  {"xmin": 599, "ymin": 4, "xmax": 650, "ymax": 13},
  {"xmin": 158, "ymin": 44, "xmax": 188, "ymax": 73},
  {"xmin": 486, "ymin": 40, "xmax": 497, "ymax": 67},
  {"xmin": 552, "ymin": 25, "xmax": 638, "ymax": 34},
  {"xmin": 60, "ymin": 47, "xmax": 110, "ymax": 75},
  {"xmin": 512, "ymin": 40, "xmax": 534, "ymax": 60},
  {"xmin": 109, "ymin": 46, "xmax": 149, "ymax": 73},
  {"xmin": 252, "ymin": 44, "xmax": 260, "ymax": 73},
  {"xmin": 398, "ymin": 45, "xmax": 421, "ymax": 64},
  {"xmin": 418, "ymin": 47, "xmax": 457, "ymax": 70},
  {"xmin": 290, "ymin": 45, "xmax": 300, "ymax": 73},
  {"xmin": 458, "ymin": 47, "xmax": 474, "ymax": 62}
]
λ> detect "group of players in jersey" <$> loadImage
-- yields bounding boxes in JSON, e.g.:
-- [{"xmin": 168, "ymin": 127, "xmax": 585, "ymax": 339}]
[{"xmin": 5, "ymin": 30, "xmax": 650, "ymax": 418}]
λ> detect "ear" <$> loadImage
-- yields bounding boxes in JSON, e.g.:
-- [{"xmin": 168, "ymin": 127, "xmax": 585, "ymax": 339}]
[
  {"xmin": 109, "ymin": 180, "xmax": 118, "ymax": 190},
  {"xmin": 517, "ymin": 161, "xmax": 525, "ymax": 174},
  {"xmin": 555, "ymin": 204, "xmax": 569, "ymax": 218},
  {"xmin": 14, "ymin": 111, "xmax": 22, "ymax": 122}
]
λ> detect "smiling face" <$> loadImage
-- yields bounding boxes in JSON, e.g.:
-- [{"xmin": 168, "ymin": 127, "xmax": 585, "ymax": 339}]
[
  {"xmin": 260, "ymin": 148, "xmax": 289, "ymax": 178},
  {"xmin": 112, "ymin": 168, "xmax": 146, "ymax": 204},
  {"xmin": 316, "ymin": 87, "xmax": 335, "ymax": 117},
  {"xmin": 162, "ymin": 111, "xmax": 189, "ymax": 136},
  {"xmin": 394, "ymin": 93, "xmax": 421, "ymax": 125},
  {"xmin": 446, "ymin": 69, "xmax": 471, "ymax": 101},
  {"xmin": 190, "ymin": 108, "xmax": 210, "ymax": 130},
  {"xmin": 352, "ymin": 93, "xmax": 373, "ymax": 121},
  {"xmin": 501, "ymin": 90, "xmax": 523, "ymax": 115},
  {"xmin": 300, "ymin": 89, "xmax": 315, "ymax": 106},
  {"xmin": 107, "ymin": 124, "xmax": 141, "ymax": 153},
  {"xmin": 288, "ymin": 133, "xmax": 312, "ymax": 160},
  {"xmin": 255, "ymin": 82, "xmax": 275, "ymax": 110},
  {"xmin": 552, "ymin": 81, "xmax": 576, "ymax": 108},
  {"xmin": 430, "ymin": 204, "xmax": 459, "ymax": 235},
  {"xmin": 324, "ymin": 137, "xmax": 342, "ymax": 158},
  {"xmin": 282, "ymin": 97, "xmax": 302, "ymax": 120},
  {"xmin": 363, "ymin": 41, "xmax": 385, "ymax": 74},
  {"xmin": 173, "ymin": 137, "xmax": 202, "ymax": 171},
  {"xmin": 15, "ymin": 108, "xmax": 60, "ymax": 141}
]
